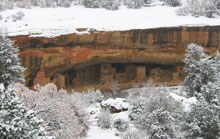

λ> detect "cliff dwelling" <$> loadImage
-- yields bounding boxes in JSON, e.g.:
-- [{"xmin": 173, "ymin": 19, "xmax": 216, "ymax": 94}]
[
  {"xmin": 11, "ymin": 25, "xmax": 220, "ymax": 91},
  {"xmin": 33, "ymin": 63, "xmax": 185, "ymax": 91}
]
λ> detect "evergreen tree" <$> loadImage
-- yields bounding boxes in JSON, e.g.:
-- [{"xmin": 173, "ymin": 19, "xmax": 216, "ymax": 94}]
[
  {"xmin": 183, "ymin": 44, "xmax": 220, "ymax": 139},
  {"xmin": 0, "ymin": 30, "xmax": 24, "ymax": 86},
  {"xmin": 129, "ymin": 88, "xmax": 185, "ymax": 139},
  {"xmin": 183, "ymin": 43, "xmax": 215, "ymax": 97},
  {"xmin": 183, "ymin": 93, "xmax": 220, "ymax": 139},
  {"xmin": 0, "ymin": 84, "xmax": 52, "ymax": 138}
]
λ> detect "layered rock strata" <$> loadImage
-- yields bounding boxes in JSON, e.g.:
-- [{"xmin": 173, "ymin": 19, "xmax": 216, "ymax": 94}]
[{"xmin": 10, "ymin": 26, "xmax": 220, "ymax": 91}]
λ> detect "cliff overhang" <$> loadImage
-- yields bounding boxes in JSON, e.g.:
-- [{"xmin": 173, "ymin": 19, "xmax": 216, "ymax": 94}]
[{"xmin": 10, "ymin": 25, "xmax": 220, "ymax": 91}]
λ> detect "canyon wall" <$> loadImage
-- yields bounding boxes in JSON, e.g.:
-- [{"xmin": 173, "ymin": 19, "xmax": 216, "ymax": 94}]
[{"xmin": 10, "ymin": 25, "xmax": 220, "ymax": 91}]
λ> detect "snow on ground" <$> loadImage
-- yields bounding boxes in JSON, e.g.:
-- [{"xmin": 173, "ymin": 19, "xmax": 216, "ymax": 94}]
[
  {"xmin": 85, "ymin": 86, "xmax": 196, "ymax": 139},
  {"xmin": 0, "ymin": 5, "xmax": 220, "ymax": 37},
  {"xmin": 85, "ymin": 103, "xmax": 121, "ymax": 139},
  {"xmin": 86, "ymin": 126, "xmax": 120, "ymax": 139}
]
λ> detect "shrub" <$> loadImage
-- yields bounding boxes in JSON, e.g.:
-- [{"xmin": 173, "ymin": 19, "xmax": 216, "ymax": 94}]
[
  {"xmin": 130, "ymin": 88, "xmax": 185, "ymax": 139},
  {"xmin": 176, "ymin": 0, "xmax": 220, "ymax": 18},
  {"xmin": 183, "ymin": 97, "xmax": 220, "ymax": 139},
  {"xmin": 0, "ymin": 84, "xmax": 52, "ymax": 138},
  {"xmin": 19, "ymin": 83, "xmax": 89, "ymax": 139},
  {"xmin": 82, "ymin": 0, "xmax": 120, "ymax": 10},
  {"xmin": 125, "ymin": 0, "xmax": 144, "ymax": 9},
  {"xmin": 128, "ymin": 97, "xmax": 145, "ymax": 121},
  {"xmin": 113, "ymin": 119, "xmax": 129, "ymax": 132},
  {"xmin": 97, "ymin": 109, "xmax": 112, "ymax": 129},
  {"xmin": 72, "ymin": 89, "xmax": 104, "ymax": 106},
  {"xmin": 164, "ymin": 0, "xmax": 181, "ymax": 7},
  {"xmin": 122, "ymin": 129, "xmax": 147, "ymax": 139}
]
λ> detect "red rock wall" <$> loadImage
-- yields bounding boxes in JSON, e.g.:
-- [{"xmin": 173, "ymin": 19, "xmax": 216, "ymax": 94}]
[{"xmin": 10, "ymin": 25, "xmax": 220, "ymax": 90}]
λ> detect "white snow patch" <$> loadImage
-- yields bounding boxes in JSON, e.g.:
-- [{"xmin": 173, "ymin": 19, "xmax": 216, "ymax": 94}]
[
  {"xmin": 0, "ymin": 6, "xmax": 219, "ymax": 37},
  {"xmin": 86, "ymin": 126, "xmax": 120, "ymax": 139},
  {"xmin": 170, "ymin": 93, "xmax": 197, "ymax": 111}
]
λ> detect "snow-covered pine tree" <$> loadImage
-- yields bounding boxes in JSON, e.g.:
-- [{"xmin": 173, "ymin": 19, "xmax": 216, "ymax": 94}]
[
  {"xmin": 0, "ymin": 29, "xmax": 24, "ymax": 86},
  {"xmin": 0, "ymin": 84, "xmax": 52, "ymax": 138},
  {"xmin": 183, "ymin": 43, "xmax": 215, "ymax": 97},
  {"xmin": 182, "ymin": 44, "xmax": 220, "ymax": 139}
]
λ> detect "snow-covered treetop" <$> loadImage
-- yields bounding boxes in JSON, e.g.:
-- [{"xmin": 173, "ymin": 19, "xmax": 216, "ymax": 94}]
[{"xmin": 0, "ymin": 29, "xmax": 24, "ymax": 86}]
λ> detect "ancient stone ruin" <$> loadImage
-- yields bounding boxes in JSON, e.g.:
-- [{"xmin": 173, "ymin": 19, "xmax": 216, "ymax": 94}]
[{"xmin": 11, "ymin": 25, "xmax": 220, "ymax": 91}]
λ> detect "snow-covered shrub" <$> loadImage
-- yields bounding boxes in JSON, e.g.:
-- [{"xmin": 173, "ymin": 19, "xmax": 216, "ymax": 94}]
[
  {"xmin": 57, "ymin": 0, "xmax": 72, "ymax": 8},
  {"xmin": 122, "ymin": 129, "xmax": 147, "ymax": 139},
  {"xmin": 97, "ymin": 109, "xmax": 112, "ymax": 129},
  {"xmin": 82, "ymin": 89, "xmax": 104, "ymax": 104},
  {"xmin": 11, "ymin": 11, "xmax": 25, "ymax": 21},
  {"xmin": 143, "ymin": 0, "xmax": 153, "ymax": 5},
  {"xmin": 0, "ymin": 29, "xmax": 24, "ymax": 86},
  {"xmin": 183, "ymin": 43, "xmax": 215, "ymax": 97},
  {"xmin": 83, "ymin": 0, "xmax": 100, "ymax": 8},
  {"xmin": 203, "ymin": 0, "xmax": 219, "ymax": 17},
  {"xmin": 124, "ymin": 0, "xmax": 144, "ymax": 9},
  {"xmin": 177, "ymin": 0, "xmax": 220, "ymax": 17},
  {"xmin": 82, "ymin": 0, "xmax": 120, "ymax": 10},
  {"xmin": 38, "ymin": 83, "xmax": 58, "ymax": 95},
  {"xmin": 19, "ymin": 83, "xmax": 89, "ymax": 139},
  {"xmin": 176, "ymin": 6, "xmax": 190, "ymax": 16},
  {"xmin": 113, "ymin": 119, "xmax": 129, "ymax": 132},
  {"xmin": 164, "ymin": 0, "xmax": 181, "ymax": 7},
  {"xmin": 128, "ymin": 97, "xmax": 145, "ymax": 121},
  {"xmin": 0, "ymin": 84, "xmax": 52, "ymax": 138},
  {"xmin": 128, "ymin": 82, "xmax": 157, "ymax": 121},
  {"xmin": 102, "ymin": 0, "xmax": 120, "ymax": 10},
  {"xmin": 132, "ymin": 90, "xmax": 185, "ymax": 139},
  {"xmin": 183, "ymin": 97, "xmax": 220, "ymax": 139},
  {"xmin": 0, "ymin": 1, "xmax": 7, "ymax": 10},
  {"xmin": 71, "ymin": 89, "xmax": 104, "ymax": 106},
  {"xmin": 0, "ymin": 14, "xmax": 2, "ymax": 20}
]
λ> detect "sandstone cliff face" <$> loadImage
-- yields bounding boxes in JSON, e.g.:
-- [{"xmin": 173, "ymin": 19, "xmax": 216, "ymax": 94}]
[{"xmin": 10, "ymin": 26, "xmax": 220, "ymax": 91}]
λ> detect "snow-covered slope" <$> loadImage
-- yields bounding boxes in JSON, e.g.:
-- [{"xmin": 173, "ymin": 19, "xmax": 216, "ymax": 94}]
[{"xmin": 0, "ymin": 5, "xmax": 220, "ymax": 37}]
